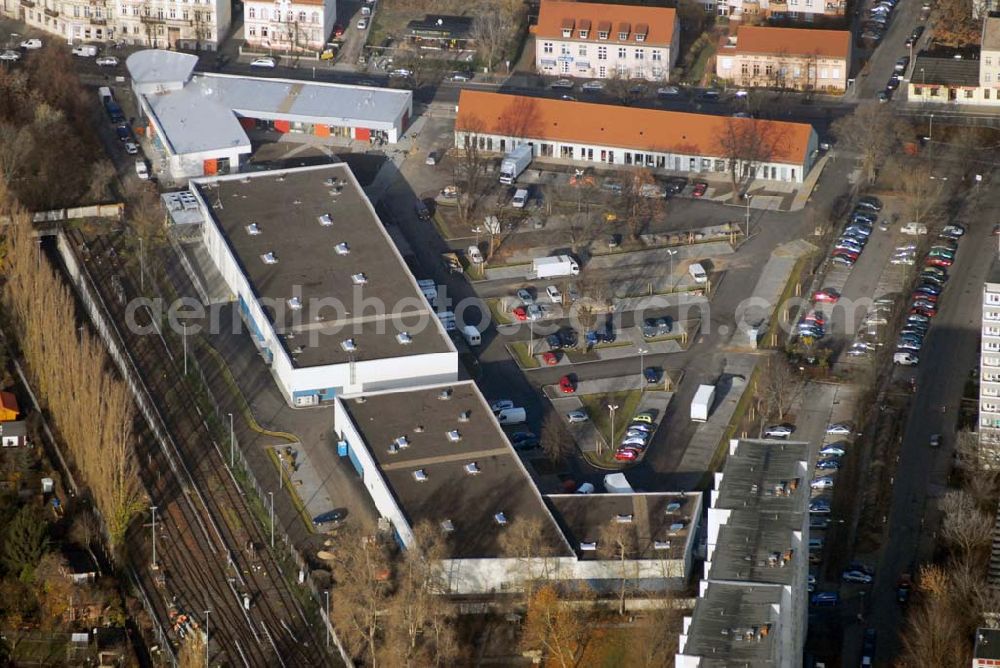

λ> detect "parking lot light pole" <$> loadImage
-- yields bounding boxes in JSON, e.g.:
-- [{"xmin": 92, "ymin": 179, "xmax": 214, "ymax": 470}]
[
  {"xmin": 637, "ymin": 347, "xmax": 649, "ymax": 391},
  {"xmin": 929, "ymin": 113, "xmax": 934, "ymax": 140},
  {"xmin": 269, "ymin": 492, "xmax": 274, "ymax": 548},
  {"xmin": 150, "ymin": 505, "xmax": 158, "ymax": 569},
  {"xmin": 228, "ymin": 412, "xmax": 234, "ymax": 468},
  {"xmin": 607, "ymin": 404, "xmax": 619, "ymax": 450},
  {"xmin": 744, "ymin": 194, "xmax": 754, "ymax": 237},
  {"xmin": 667, "ymin": 249, "xmax": 678, "ymax": 292},
  {"xmin": 325, "ymin": 590, "xmax": 331, "ymax": 648}
]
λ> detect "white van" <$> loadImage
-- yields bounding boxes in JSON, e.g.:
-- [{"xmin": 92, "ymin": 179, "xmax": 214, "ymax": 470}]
[
  {"xmin": 496, "ymin": 407, "xmax": 527, "ymax": 425},
  {"xmin": 893, "ymin": 352, "xmax": 919, "ymax": 366},
  {"xmin": 72, "ymin": 44, "xmax": 98, "ymax": 57},
  {"xmin": 135, "ymin": 159, "xmax": 149, "ymax": 180},
  {"xmin": 688, "ymin": 262, "xmax": 708, "ymax": 284},
  {"xmin": 512, "ymin": 188, "xmax": 529, "ymax": 208},
  {"xmin": 900, "ymin": 222, "xmax": 928, "ymax": 235},
  {"xmin": 461, "ymin": 325, "xmax": 481, "ymax": 347},
  {"xmin": 98, "ymin": 86, "xmax": 114, "ymax": 104}
]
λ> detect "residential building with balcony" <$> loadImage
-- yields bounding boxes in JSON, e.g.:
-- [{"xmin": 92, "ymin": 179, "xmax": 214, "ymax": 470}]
[
  {"xmin": 981, "ymin": 264, "xmax": 1000, "ymax": 468},
  {"xmin": 10, "ymin": 0, "xmax": 116, "ymax": 43},
  {"xmin": 715, "ymin": 27, "xmax": 851, "ymax": 93},
  {"xmin": 532, "ymin": 0, "xmax": 679, "ymax": 81},
  {"xmin": 713, "ymin": 0, "xmax": 846, "ymax": 21},
  {"xmin": 243, "ymin": 0, "xmax": 335, "ymax": 53}
]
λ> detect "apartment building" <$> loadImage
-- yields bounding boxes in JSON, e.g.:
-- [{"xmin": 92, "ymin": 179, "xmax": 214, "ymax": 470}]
[
  {"xmin": 713, "ymin": 0, "xmax": 846, "ymax": 22},
  {"xmin": 533, "ymin": 0, "xmax": 679, "ymax": 81},
  {"xmin": 981, "ymin": 264, "xmax": 1000, "ymax": 468},
  {"xmin": 243, "ymin": 0, "xmax": 335, "ymax": 52},
  {"xmin": 716, "ymin": 26, "xmax": 851, "ymax": 93},
  {"xmin": 908, "ymin": 18, "xmax": 1000, "ymax": 106},
  {"xmin": 4, "ymin": 0, "xmax": 229, "ymax": 49}
]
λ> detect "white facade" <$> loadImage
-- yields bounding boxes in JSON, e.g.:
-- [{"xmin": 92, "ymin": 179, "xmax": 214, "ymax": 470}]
[
  {"xmin": 536, "ymin": 35, "xmax": 678, "ymax": 81},
  {"xmin": 191, "ymin": 168, "xmax": 458, "ymax": 407},
  {"xmin": 243, "ymin": 0, "xmax": 335, "ymax": 52},
  {"xmin": 982, "ymin": 275, "xmax": 1000, "ymax": 467},
  {"xmin": 714, "ymin": 0, "xmax": 846, "ymax": 20},
  {"xmin": 6, "ymin": 0, "xmax": 229, "ymax": 49}
]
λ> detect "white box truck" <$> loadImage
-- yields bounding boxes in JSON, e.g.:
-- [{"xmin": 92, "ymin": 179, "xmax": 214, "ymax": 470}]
[
  {"xmin": 461, "ymin": 325, "xmax": 481, "ymax": 346},
  {"xmin": 691, "ymin": 384, "xmax": 716, "ymax": 422},
  {"xmin": 499, "ymin": 144, "xmax": 533, "ymax": 184},
  {"xmin": 532, "ymin": 255, "xmax": 580, "ymax": 279},
  {"xmin": 603, "ymin": 473, "xmax": 634, "ymax": 494}
]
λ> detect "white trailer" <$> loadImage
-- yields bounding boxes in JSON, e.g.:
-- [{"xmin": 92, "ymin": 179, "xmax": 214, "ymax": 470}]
[
  {"xmin": 691, "ymin": 384, "xmax": 716, "ymax": 422},
  {"xmin": 461, "ymin": 325, "xmax": 481, "ymax": 346},
  {"xmin": 499, "ymin": 144, "xmax": 533, "ymax": 184},
  {"xmin": 532, "ymin": 255, "xmax": 580, "ymax": 279},
  {"xmin": 603, "ymin": 473, "xmax": 634, "ymax": 494}
]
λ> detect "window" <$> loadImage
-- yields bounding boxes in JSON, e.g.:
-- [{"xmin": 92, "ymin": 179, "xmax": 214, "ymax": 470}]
[
  {"xmin": 249, "ymin": 26, "xmax": 256, "ymax": 36},
  {"xmin": 617, "ymin": 63, "xmax": 628, "ymax": 76},
  {"xmin": 987, "ymin": 89, "xmax": 992, "ymax": 99},
  {"xmin": 598, "ymin": 30, "xmax": 608, "ymax": 39},
  {"xmin": 272, "ymin": 8, "xmax": 279, "ymax": 19},
  {"xmin": 156, "ymin": 7, "xmax": 163, "ymax": 18},
  {"xmin": 988, "ymin": 57, "xmax": 993, "ymax": 66},
  {"xmin": 988, "ymin": 73, "xmax": 993, "ymax": 83},
  {"xmin": 169, "ymin": 7, "xmax": 175, "ymax": 17},
  {"xmin": 183, "ymin": 10, "xmax": 189, "ymax": 19},
  {"xmin": 831, "ymin": 68, "xmax": 841, "ymax": 79},
  {"xmin": 618, "ymin": 31, "xmax": 628, "ymax": 40},
  {"xmin": 765, "ymin": 64, "xmax": 774, "ymax": 75},
  {"xmin": 966, "ymin": 89, "xmax": 975, "ymax": 98},
  {"xmin": 543, "ymin": 41, "xmax": 553, "ymax": 54},
  {"xmin": 741, "ymin": 62, "xmax": 749, "ymax": 75},
  {"xmin": 636, "ymin": 33, "xmax": 644, "ymax": 42},
  {"xmin": 561, "ymin": 44, "xmax": 570, "ymax": 55},
  {"xmin": 248, "ymin": 6, "xmax": 254, "ymax": 18},
  {"xmin": 298, "ymin": 11, "xmax": 305, "ymax": 21},
  {"xmin": 635, "ymin": 49, "xmax": 644, "ymax": 60},
  {"xmin": 652, "ymin": 49, "xmax": 662, "ymax": 61},
  {"xmin": 562, "ymin": 28, "xmax": 571, "ymax": 37},
  {"xmin": 618, "ymin": 47, "xmax": 626, "ymax": 58},
  {"xmin": 753, "ymin": 64, "xmax": 760, "ymax": 76},
  {"xmin": 597, "ymin": 46, "xmax": 607, "ymax": 60},
  {"xmin": 930, "ymin": 87, "xmax": 940, "ymax": 97},
  {"xmin": 578, "ymin": 44, "xmax": 587, "ymax": 56},
  {"xmin": 579, "ymin": 29, "xmax": 588, "ymax": 38},
  {"xmin": 120, "ymin": 4, "xmax": 126, "ymax": 14},
  {"xmin": 913, "ymin": 86, "xmax": 922, "ymax": 95},
  {"xmin": 312, "ymin": 11, "xmax": 318, "ymax": 23}
]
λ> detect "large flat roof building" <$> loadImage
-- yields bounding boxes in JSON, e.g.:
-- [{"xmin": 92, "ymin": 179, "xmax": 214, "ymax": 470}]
[
  {"xmin": 173, "ymin": 164, "xmax": 457, "ymax": 406},
  {"xmin": 128, "ymin": 50, "xmax": 413, "ymax": 180},
  {"xmin": 678, "ymin": 439, "xmax": 810, "ymax": 668},
  {"xmin": 334, "ymin": 381, "xmax": 703, "ymax": 594},
  {"xmin": 455, "ymin": 90, "xmax": 817, "ymax": 184}
]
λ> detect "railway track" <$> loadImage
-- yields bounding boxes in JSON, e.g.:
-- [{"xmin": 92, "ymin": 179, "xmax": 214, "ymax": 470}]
[{"xmin": 68, "ymin": 229, "xmax": 333, "ymax": 667}]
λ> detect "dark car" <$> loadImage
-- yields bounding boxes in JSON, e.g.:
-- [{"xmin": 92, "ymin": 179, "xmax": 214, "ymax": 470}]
[
  {"xmin": 856, "ymin": 196, "xmax": 883, "ymax": 212},
  {"xmin": 559, "ymin": 328, "xmax": 578, "ymax": 348},
  {"xmin": 699, "ymin": 89, "xmax": 721, "ymax": 102},
  {"xmin": 510, "ymin": 432, "xmax": 539, "ymax": 450},
  {"xmin": 642, "ymin": 316, "xmax": 672, "ymax": 339},
  {"xmin": 312, "ymin": 508, "xmax": 347, "ymax": 526},
  {"xmin": 664, "ymin": 176, "xmax": 688, "ymax": 195},
  {"xmin": 546, "ymin": 333, "xmax": 562, "ymax": 350},
  {"xmin": 115, "ymin": 124, "xmax": 132, "ymax": 142},
  {"xmin": 414, "ymin": 198, "xmax": 432, "ymax": 221},
  {"xmin": 644, "ymin": 366, "xmax": 662, "ymax": 384}
]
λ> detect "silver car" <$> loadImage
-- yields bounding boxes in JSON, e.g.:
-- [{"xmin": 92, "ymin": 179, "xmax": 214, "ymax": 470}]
[{"xmin": 566, "ymin": 410, "xmax": 589, "ymax": 423}]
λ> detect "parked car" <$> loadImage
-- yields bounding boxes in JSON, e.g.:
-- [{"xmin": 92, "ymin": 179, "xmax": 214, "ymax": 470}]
[
  {"xmin": 550, "ymin": 78, "xmax": 574, "ymax": 90},
  {"xmin": 510, "ymin": 432, "xmax": 539, "ymax": 450},
  {"xmin": 19, "ymin": 38, "xmax": 42, "ymax": 50},
  {"xmin": 542, "ymin": 351, "xmax": 559, "ymax": 366},
  {"xmin": 930, "ymin": 433, "xmax": 942, "ymax": 447},
  {"xmin": 692, "ymin": 181, "xmax": 708, "ymax": 197},
  {"xmin": 826, "ymin": 423, "xmax": 852, "ymax": 436},
  {"xmin": 856, "ymin": 196, "xmax": 883, "ymax": 212},
  {"xmin": 809, "ymin": 499, "xmax": 832, "ymax": 513},
  {"xmin": 0, "ymin": 50, "xmax": 20, "ymax": 62},
  {"xmin": 545, "ymin": 285, "xmax": 562, "ymax": 303},
  {"xmin": 124, "ymin": 141, "xmax": 139, "ymax": 155},
  {"xmin": 96, "ymin": 55, "xmax": 119, "ymax": 67},
  {"xmin": 816, "ymin": 459, "xmax": 842, "ymax": 470},
  {"xmin": 567, "ymin": 410, "xmax": 589, "ymax": 423},
  {"xmin": 251, "ymin": 57, "xmax": 276, "ymax": 68},
  {"xmin": 811, "ymin": 592, "xmax": 839, "ymax": 607},
  {"xmin": 643, "ymin": 367, "xmax": 662, "ymax": 384},
  {"xmin": 581, "ymin": 80, "xmax": 605, "ymax": 91},
  {"xmin": 811, "ymin": 476, "xmax": 835, "ymax": 489},
  {"xmin": 813, "ymin": 288, "xmax": 840, "ymax": 303},
  {"xmin": 843, "ymin": 570, "xmax": 874, "ymax": 584},
  {"xmin": 941, "ymin": 223, "xmax": 966, "ymax": 238},
  {"xmin": 633, "ymin": 411, "xmax": 655, "ymax": 424},
  {"xmin": 764, "ymin": 424, "xmax": 795, "ymax": 438},
  {"xmin": 820, "ymin": 444, "xmax": 847, "ymax": 456},
  {"xmin": 467, "ymin": 245, "xmax": 484, "ymax": 264},
  {"xmin": 642, "ymin": 317, "xmax": 672, "ymax": 339},
  {"xmin": 559, "ymin": 375, "xmax": 576, "ymax": 394},
  {"xmin": 448, "ymin": 70, "xmax": 473, "ymax": 82}
]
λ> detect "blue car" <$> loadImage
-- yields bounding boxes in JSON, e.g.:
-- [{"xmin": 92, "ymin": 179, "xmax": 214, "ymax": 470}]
[
  {"xmin": 810, "ymin": 499, "xmax": 831, "ymax": 513},
  {"xmin": 811, "ymin": 591, "xmax": 839, "ymax": 607},
  {"xmin": 816, "ymin": 459, "xmax": 841, "ymax": 470},
  {"xmin": 644, "ymin": 367, "xmax": 662, "ymax": 384}
]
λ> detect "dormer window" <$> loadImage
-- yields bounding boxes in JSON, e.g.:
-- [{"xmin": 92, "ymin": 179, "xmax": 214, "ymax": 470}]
[
  {"xmin": 560, "ymin": 17, "xmax": 574, "ymax": 37},
  {"xmin": 579, "ymin": 29, "xmax": 588, "ymax": 38},
  {"xmin": 618, "ymin": 31, "xmax": 628, "ymax": 40},
  {"xmin": 446, "ymin": 429, "xmax": 461, "ymax": 442},
  {"xmin": 441, "ymin": 519, "xmax": 455, "ymax": 532},
  {"xmin": 562, "ymin": 28, "xmax": 572, "ymax": 37},
  {"xmin": 580, "ymin": 541, "xmax": 597, "ymax": 551},
  {"xmin": 464, "ymin": 462, "xmax": 480, "ymax": 475},
  {"xmin": 635, "ymin": 23, "xmax": 648, "ymax": 42},
  {"xmin": 394, "ymin": 436, "xmax": 410, "ymax": 449},
  {"xmin": 598, "ymin": 30, "xmax": 608, "ymax": 40},
  {"xmin": 494, "ymin": 512, "xmax": 508, "ymax": 526},
  {"xmin": 654, "ymin": 540, "xmax": 671, "ymax": 551},
  {"xmin": 396, "ymin": 332, "xmax": 412, "ymax": 345},
  {"xmin": 615, "ymin": 513, "xmax": 633, "ymax": 523},
  {"xmin": 636, "ymin": 33, "xmax": 645, "ymax": 42},
  {"xmin": 246, "ymin": 223, "xmax": 262, "ymax": 235}
]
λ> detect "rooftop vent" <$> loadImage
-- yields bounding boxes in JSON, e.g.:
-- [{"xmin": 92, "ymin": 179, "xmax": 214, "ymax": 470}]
[
  {"xmin": 413, "ymin": 469, "xmax": 428, "ymax": 482},
  {"xmin": 287, "ymin": 297, "xmax": 302, "ymax": 310},
  {"xmin": 341, "ymin": 338, "xmax": 357, "ymax": 352},
  {"xmin": 666, "ymin": 501, "xmax": 682, "ymax": 513},
  {"xmin": 414, "ymin": 424, "xmax": 425, "ymax": 433},
  {"xmin": 441, "ymin": 519, "xmax": 455, "ymax": 532},
  {"xmin": 354, "ymin": 396, "xmax": 367, "ymax": 404},
  {"xmin": 261, "ymin": 251, "xmax": 278, "ymax": 265},
  {"xmin": 323, "ymin": 177, "xmax": 336, "ymax": 186},
  {"xmin": 615, "ymin": 514, "xmax": 633, "ymax": 524},
  {"xmin": 465, "ymin": 462, "xmax": 480, "ymax": 475},
  {"xmin": 335, "ymin": 242, "xmax": 350, "ymax": 255},
  {"xmin": 438, "ymin": 388, "xmax": 453, "ymax": 400},
  {"xmin": 446, "ymin": 430, "xmax": 461, "ymax": 442},
  {"xmin": 396, "ymin": 332, "xmax": 412, "ymax": 345},
  {"xmin": 494, "ymin": 512, "xmax": 508, "ymax": 526},
  {"xmin": 580, "ymin": 542, "xmax": 597, "ymax": 552},
  {"xmin": 387, "ymin": 443, "xmax": 400, "ymax": 454},
  {"xmin": 654, "ymin": 540, "xmax": 672, "ymax": 551},
  {"xmin": 352, "ymin": 273, "xmax": 368, "ymax": 285},
  {"xmin": 318, "ymin": 213, "xmax": 333, "ymax": 226},
  {"xmin": 458, "ymin": 410, "xmax": 471, "ymax": 422},
  {"xmin": 394, "ymin": 436, "xmax": 410, "ymax": 449},
  {"xmin": 246, "ymin": 223, "xmax": 262, "ymax": 235},
  {"xmin": 669, "ymin": 522, "xmax": 686, "ymax": 533}
]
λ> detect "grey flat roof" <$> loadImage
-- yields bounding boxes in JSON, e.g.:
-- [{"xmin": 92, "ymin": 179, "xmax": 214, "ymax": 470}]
[
  {"xmin": 341, "ymin": 382, "xmax": 572, "ymax": 559},
  {"xmin": 196, "ymin": 165, "xmax": 452, "ymax": 367},
  {"xmin": 682, "ymin": 582, "xmax": 782, "ymax": 663},
  {"xmin": 143, "ymin": 72, "xmax": 412, "ymax": 156},
  {"xmin": 126, "ymin": 49, "xmax": 197, "ymax": 86},
  {"xmin": 709, "ymin": 513, "xmax": 801, "ymax": 585},
  {"xmin": 714, "ymin": 439, "xmax": 810, "ymax": 514},
  {"xmin": 546, "ymin": 492, "xmax": 699, "ymax": 560},
  {"xmin": 912, "ymin": 55, "xmax": 980, "ymax": 87}
]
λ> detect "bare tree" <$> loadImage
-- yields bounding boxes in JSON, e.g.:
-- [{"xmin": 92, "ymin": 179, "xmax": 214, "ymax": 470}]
[
  {"xmin": 521, "ymin": 584, "xmax": 590, "ymax": 668},
  {"xmin": 540, "ymin": 412, "xmax": 574, "ymax": 465},
  {"xmin": 563, "ymin": 211, "xmax": 598, "ymax": 256},
  {"xmin": 452, "ymin": 115, "xmax": 492, "ymax": 226},
  {"xmin": 893, "ymin": 155, "xmax": 945, "ymax": 225},
  {"xmin": 471, "ymin": 0, "xmax": 523, "ymax": 72},
  {"xmin": 86, "ymin": 159, "xmax": 117, "ymax": 204},
  {"xmin": 831, "ymin": 101, "xmax": 909, "ymax": 185},
  {"xmin": 629, "ymin": 604, "xmax": 682, "ymax": 667},
  {"xmin": 715, "ymin": 117, "xmax": 789, "ymax": 202},
  {"xmin": 329, "ymin": 526, "xmax": 394, "ymax": 665},
  {"xmin": 178, "ymin": 630, "xmax": 208, "ymax": 668},
  {"xmin": 756, "ymin": 354, "xmax": 800, "ymax": 422},
  {"xmin": 499, "ymin": 517, "xmax": 552, "ymax": 596},
  {"xmin": 599, "ymin": 521, "xmax": 638, "ymax": 615},
  {"xmin": 939, "ymin": 490, "xmax": 993, "ymax": 559},
  {"xmin": 618, "ymin": 168, "xmax": 665, "ymax": 240}
]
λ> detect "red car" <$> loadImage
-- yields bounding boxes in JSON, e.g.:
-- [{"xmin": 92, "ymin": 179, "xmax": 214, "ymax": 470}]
[
  {"xmin": 614, "ymin": 448, "xmax": 639, "ymax": 461},
  {"xmin": 813, "ymin": 288, "xmax": 841, "ymax": 304},
  {"xmin": 559, "ymin": 375, "xmax": 576, "ymax": 394},
  {"xmin": 804, "ymin": 311, "xmax": 826, "ymax": 326},
  {"xmin": 832, "ymin": 250, "xmax": 859, "ymax": 262},
  {"xmin": 513, "ymin": 306, "xmax": 527, "ymax": 321},
  {"xmin": 333, "ymin": 24, "xmax": 345, "ymax": 37},
  {"xmin": 692, "ymin": 181, "xmax": 708, "ymax": 197},
  {"xmin": 910, "ymin": 306, "xmax": 936, "ymax": 318},
  {"xmin": 925, "ymin": 256, "xmax": 952, "ymax": 268},
  {"xmin": 542, "ymin": 351, "xmax": 559, "ymax": 366},
  {"xmin": 911, "ymin": 292, "xmax": 938, "ymax": 303}
]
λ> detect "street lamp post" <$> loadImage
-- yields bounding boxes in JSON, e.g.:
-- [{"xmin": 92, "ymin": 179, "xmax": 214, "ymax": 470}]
[
  {"xmin": 138, "ymin": 236, "xmax": 145, "ymax": 293},
  {"xmin": 667, "ymin": 249, "xmax": 678, "ymax": 292},
  {"xmin": 268, "ymin": 491, "xmax": 274, "ymax": 548},
  {"xmin": 228, "ymin": 412, "xmax": 234, "ymax": 468},
  {"xmin": 637, "ymin": 347, "xmax": 649, "ymax": 391},
  {"xmin": 744, "ymin": 194, "xmax": 753, "ymax": 237},
  {"xmin": 150, "ymin": 505, "xmax": 158, "ymax": 569},
  {"xmin": 929, "ymin": 113, "xmax": 934, "ymax": 140},
  {"xmin": 324, "ymin": 590, "xmax": 331, "ymax": 648},
  {"xmin": 607, "ymin": 404, "xmax": 619, "ymax": 451}
]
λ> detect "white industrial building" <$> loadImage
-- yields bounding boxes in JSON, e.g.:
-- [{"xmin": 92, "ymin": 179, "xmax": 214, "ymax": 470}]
[
  {"xmin": 169, "ymin": 164, "xmax": 458, "ymax": 407},
  {"xmin": 127, "ymin": 50, "xmax": 413, "ymax": 180},
  {"xmin": 677, "ymin": 439, "xmax": 810, "ymax": 667},
  {"xmin": 333, "ymin": 381, "xmax": 703, "ymax": 594},
  {"xmin": 5, "ymin": 0, "xmax": 230, "ymax": 49}
]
